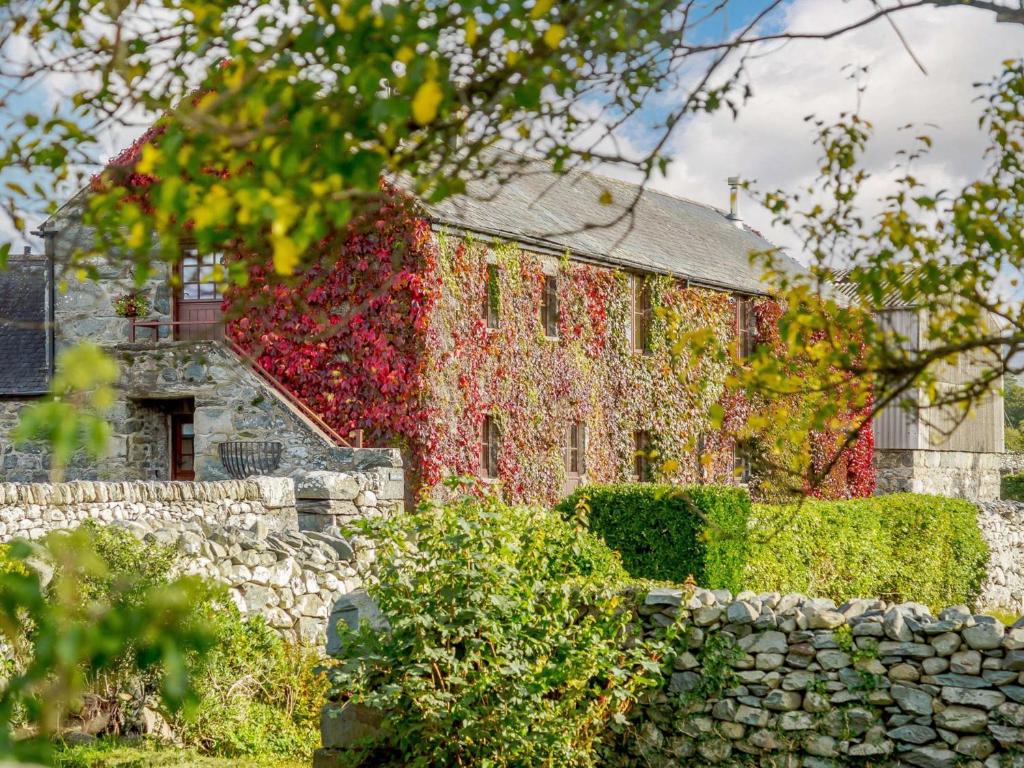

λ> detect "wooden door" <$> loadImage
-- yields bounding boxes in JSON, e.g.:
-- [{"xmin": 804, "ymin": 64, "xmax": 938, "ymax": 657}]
[
  {"xmin": 175, "ymin": 248, "xmax": 224, "ymax": 341},
  {"xmin": 171, "ymin": 413, "xmax": 195, "ymax": 480}
]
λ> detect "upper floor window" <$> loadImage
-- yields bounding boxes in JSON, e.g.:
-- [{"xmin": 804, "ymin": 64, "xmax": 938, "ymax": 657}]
[
  {"xmin": 634, "ymin": 430, "xmax": 652, "ymax": 482},
  {"xmin": 736, "ymin": 295, "xmax": 757, "ymax": 359},
  {"xmin": 564, "ymin": 422, "xmax": 585, "ymax": 476},
  {"xmin": 734, "ymin": 440, "xmax": 753, "ymax": 484},
  {"xmin": 483, "ymin": 264, "xmax": 500, "ymax": 330},
  {"xmin": 629, "ymin": 274, "xmax": 651, "ymax": 354},
  {"xmin": 540, "ymin": 274, "xmax": 559, "ymax": 338},
  {"xmin": 481, "ymin": 415, "xmax": 499, "ymax": 479},
  {"xmin": 181, "ymin": 248, "xmax": 223, "ymax": 300}
]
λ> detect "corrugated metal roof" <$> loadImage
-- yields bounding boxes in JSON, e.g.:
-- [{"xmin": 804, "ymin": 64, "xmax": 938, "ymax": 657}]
[
  {"xmin": 423, "ymin": 154, "xmax": 803, "ymax": 295},
  {"xmin": 0, "ymin": 256, "xmax": 49, "ymax": 395},
  {"xmin": 830, "ymin": 267, "xmax": 919, "ymax": 310}
]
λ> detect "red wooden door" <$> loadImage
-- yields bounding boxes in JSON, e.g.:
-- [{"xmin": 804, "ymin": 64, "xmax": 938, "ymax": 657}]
[
  {"xmin": 175, "ymin": 248, "xmax": 224, "ymax": 341},
  {"xmin": 171, "ymin": 413, "xmax": 195, "ymax": 480}
]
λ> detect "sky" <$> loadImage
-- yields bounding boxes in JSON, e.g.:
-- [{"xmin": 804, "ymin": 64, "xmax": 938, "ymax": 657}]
[
  {"xmin": 3, "ymin": 0, "xmax": 1023, "ymax": 259},
  {"xmin": 647, "ymin": 0, "xmax": 1024, "ymax": 256}
]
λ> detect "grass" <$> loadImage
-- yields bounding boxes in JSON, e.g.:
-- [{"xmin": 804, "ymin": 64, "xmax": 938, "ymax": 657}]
[
  {"xmin": 984, "ymin": 608, "xmax": 1022, "ymax": 626},
  {"xmin": 54, "ymin": 738, "xmax": 310, "ymax": 768}
]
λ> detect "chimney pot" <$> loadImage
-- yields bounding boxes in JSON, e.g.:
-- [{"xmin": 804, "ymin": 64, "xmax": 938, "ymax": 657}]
[{"xmin": 726, "ymin": 175, "xmax": 744, "ymax": 228}]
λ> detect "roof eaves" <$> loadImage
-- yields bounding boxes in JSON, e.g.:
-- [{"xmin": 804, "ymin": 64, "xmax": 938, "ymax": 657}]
[{"xmin": 428, "ymin": 217, "xmax": 775, "ymax": 297}]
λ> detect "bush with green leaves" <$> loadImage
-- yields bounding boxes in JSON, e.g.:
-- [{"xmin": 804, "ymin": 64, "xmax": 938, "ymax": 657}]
[
  {"xmin": 0, "ymin": 521, "xmax": 326, "ymax": 763},
  {"xmin": 746, "ymin": 494, "xmax": 989, "ymax": 608},
  {"xmin": 175, "ymin": 607, "xmax": 327, "ymax": 759},
  {"xmin": 328, "ymin": 493, "xmax": 672, "ymax": 767},
  {"xmin": 555, "ymin": 484, "xmax": 752, "ymax": 591},
  {"xmin": 0, "ymin": 526, "xmax": 216, "ymax": 764},
  {"xmin": 70, "ymin": 522, "xmax": 326, "ymax": 761},
  {"xmin": 1003, "ymin": 472, "xmax": 1024, "ymax": 501}
]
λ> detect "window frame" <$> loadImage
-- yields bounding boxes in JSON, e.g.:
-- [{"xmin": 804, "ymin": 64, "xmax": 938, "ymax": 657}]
[
  {"xmin": 564, "ymin": 422, "xmax": 585, "ymax": 476},
  {"xmin": 735, "ymin": 294, "xmax": 757, "ymax": 360},
  {"xmin": 630, "ymin": 274, "xmax": 652, "ymax": 354},
  {"xmin": 634, "ymin": 430, "xmax": 652, "ymax": 482},
  {"xmin": 483, "ymin": 264, "xmax": 500, "ymax": 330},
  {"xmin": 480, "ymin": 415, "xmax": 499, "ymax": 479},
  {"xmin": 733, "ymin": 440, "xmax": 753, "ymax": 484},
  {"xmin": 179, "ymin": 247, "xmax": 224, "ymax": 302},
  {"xmin": 540, "ymin": 274, "xmax": 559, "ymax": 339}
]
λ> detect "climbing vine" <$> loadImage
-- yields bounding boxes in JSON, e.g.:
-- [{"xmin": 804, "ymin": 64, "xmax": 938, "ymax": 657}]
[{"xmin": 226, "ymin": 196, "xmax": 874, "ymax": 502}]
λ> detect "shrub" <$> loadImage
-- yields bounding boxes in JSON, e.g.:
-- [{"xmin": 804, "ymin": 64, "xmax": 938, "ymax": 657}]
[
  {"xmin": 175, "ymin": 607, "xmax": 327, "ymax": 759},
  {"xmin": 1003, "ymin": 472, "xmax": 1024, "ymax": 501},
  {"xmin": 746, "ymin": 494, "xmax": 989, "ymax": 608},
  {"xmin": 555, "ymin": 484, "xmax": 752, "ymax": 591},
  {"xmin": 42, "ymin": 522, "xmax": 323, "ymax": 761},
  {"xmin": 328, "ymin": 494, "xmax": 669, "ymax": 767}
]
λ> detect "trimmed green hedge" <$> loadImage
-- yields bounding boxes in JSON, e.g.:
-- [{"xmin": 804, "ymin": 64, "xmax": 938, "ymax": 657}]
[
  {"xmin": 746, "ymin": 494, "xmax": 989, "ymax": 608},
  {"xmin": 556, "ymin": 484, "xmax": 752, "ymax": 592},
  {"xmin": 1003, "ymin": 472, "xmax": 1024, "ymax": 501},
  {"xmin": 560, "ymin": 485, "xmax": 989, "ymax": 609}
]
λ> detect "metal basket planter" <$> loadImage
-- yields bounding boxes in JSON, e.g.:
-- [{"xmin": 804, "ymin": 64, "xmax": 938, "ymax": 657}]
[{"xmin": 218, "ymin": 440, "xmax": 283, "ymax": 479}]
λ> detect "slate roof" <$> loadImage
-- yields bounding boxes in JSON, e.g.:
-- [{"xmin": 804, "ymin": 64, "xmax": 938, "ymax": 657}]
[
  {"xmin": 0, "ymin": 256, "xmax": 49, "ymax": 395},
  {"xmin": 424, "ymin": 154, "xmax": 803, "ymax": 295}
]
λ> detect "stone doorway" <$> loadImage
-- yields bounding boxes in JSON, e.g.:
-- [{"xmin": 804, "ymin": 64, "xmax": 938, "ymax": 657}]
[{"xmin": 127, "ymin": 397, "xmax": 195, "ymax": 480}]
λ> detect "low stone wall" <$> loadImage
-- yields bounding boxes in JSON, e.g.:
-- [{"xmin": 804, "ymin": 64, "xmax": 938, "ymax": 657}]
[
  {"xmin": 320, "ymin": 587, "xmax": 1024, "ymax": 767},
  {"xmin": 1003, "ymin": 453, "xmax": 1024, "ymax": 477},
  {"xmin": 122, "ymin": 516, "xmax": 365, "ymax": 645},
  {"xmin": 977, "ymin": 500, "xmax": 1024, "ymax": 614},
  {"xmin": 0, "ymin": 477, "xmax": 296, "ymax": 541},
  {"xmin": 295, "ymin": 468, "xmax": 404, "ymax": 534},
  {"xmin": 875, "ymin": 448, "xmax": 1002, "ymax": 501}
]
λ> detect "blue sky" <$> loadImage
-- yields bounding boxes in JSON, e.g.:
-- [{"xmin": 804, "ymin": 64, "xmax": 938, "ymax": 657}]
[{"xmin": 2, "ymin": 0, "xmax": 1023, "ymax": 262}]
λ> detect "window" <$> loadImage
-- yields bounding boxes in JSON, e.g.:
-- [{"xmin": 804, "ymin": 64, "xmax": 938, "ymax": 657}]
[
  {"xmin": 564, "ymin": 422, "xmax": 585, "ymax": 476},
  {"xmin": 480, "ymin": 415, "xmax": 499, "ymax": 478},
  {"xmin": 482, "ymin": 264, "xmax": 500, "ymax": 329},
  {"xmin": 736, "ymin": 295, "xmax": 757, "ymax": 359},
  {"xmin": 180, "ymin": 248, "xmax": 224, "ymax": 300},
  {"xmin": 734, "ymin": 440, "xmax": 752, "ymax": 484},
  {"xmin": 630, "ymin": 275, "xmax": 652, "ymax": 353},
  {"xmin": 540, "ymin": 274, "xmax": 559, "ymax": 338},
  {"xmin": 634, "ymin": 430, "xmax": 652, "ymax": 482}
]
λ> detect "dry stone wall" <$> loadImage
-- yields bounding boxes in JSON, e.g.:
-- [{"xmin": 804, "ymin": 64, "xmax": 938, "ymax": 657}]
[
  {"xmin": 0, "ymin": 477, "xmax": 297, "ymax": 540},
  {"xmin": 122, "ymin": 516, "xmax": 366, "ymax": 645},
  {"xmin": 978, "ymin": 500, "xmax": 1024, "ymax": 615},
  {"xmin": 623, "ymin": 588, "xmax": 1024, "ymax": 768},
  {"xmin": 0, "ymin": 471, "xmax": 401, "ymax": 647},
  {"xmin": 319, "ymin": 587, "xmax": 1024, "ymax": 767}
]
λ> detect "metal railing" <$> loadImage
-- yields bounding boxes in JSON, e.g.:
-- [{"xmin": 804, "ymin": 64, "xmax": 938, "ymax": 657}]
[
  {"xmin": 128, "ymin": 318, "xmax": 224, "ymax": 343},
  {"xmin": 125, "ymin": 318, "xmax": 363, "ymax": 449}
]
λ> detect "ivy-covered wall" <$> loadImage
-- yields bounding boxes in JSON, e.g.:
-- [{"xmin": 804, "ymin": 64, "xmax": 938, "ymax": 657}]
[
  {"xmin": 226, "ymin": 193, "xmax": 875, "ymax": 503},
  {"xmin": 415, "ymin": 236, "xmax": 739, "ymax": 502}
]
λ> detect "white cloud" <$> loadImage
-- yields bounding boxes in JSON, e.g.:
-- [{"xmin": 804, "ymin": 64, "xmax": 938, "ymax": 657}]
[{"xmin": 652, "ymin": 1, "xmax": 1024, "ymax": 258}]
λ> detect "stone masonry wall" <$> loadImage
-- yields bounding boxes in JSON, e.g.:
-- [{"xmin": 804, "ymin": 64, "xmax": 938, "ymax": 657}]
[
  {"xmin": 978, "ymin": 500, "xmax": 1024, "ymax": 615},
  {"xmin": 0, "ymin": 476, "xmax": 298, "ymax": 540},
  {"xmin": 0, "ymin": 339, "xmax": 404, "ymax": 482},
  {"xmin": 875, "ymin": 448, "xmax": 1002, "ymax": 501},
  {"xmin": 319, "ymin": 587, "xmax": 1024, "ymax": 768},
  {"xmin": 0, "ymin": 470, "xmax": 403, "ymax": 646},
  {"xmin": 1003, "ymin": 453, "xmax": 1024, "ymax": 477}
]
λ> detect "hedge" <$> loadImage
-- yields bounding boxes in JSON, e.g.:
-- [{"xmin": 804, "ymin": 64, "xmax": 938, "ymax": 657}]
[
  {"xmin": 746, "ymin": 493, "xmax": 988, "ymax": 608},
  {"xmin": 560, "ymin": 485, "xmax": 989, "ymax": 609},
  {"xmin": 556, "ymin": 484, "xmax": 752, "ymax": 593},
  {"xmin": 1003, "ymin": 472, "xmax": 1024, "ymax": 501}
]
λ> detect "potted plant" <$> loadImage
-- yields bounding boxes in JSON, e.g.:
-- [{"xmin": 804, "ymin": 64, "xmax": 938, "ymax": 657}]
[{"xmin": 113, "ymin": 292, "xmax": 151, "ymax": 318}]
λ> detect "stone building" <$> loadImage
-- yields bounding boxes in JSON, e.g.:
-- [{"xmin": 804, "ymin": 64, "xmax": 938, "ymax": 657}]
[
  {"xmin": 0, "ymin": 207, "xmax": 395, "ymax": 482},
  {"xmin": 0, "ymin": 150, "xmax": 878, "ymax": 502},
  {"xmin": 869, "ymin": 302, "xmax": 1005, "ymax": 500}
]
